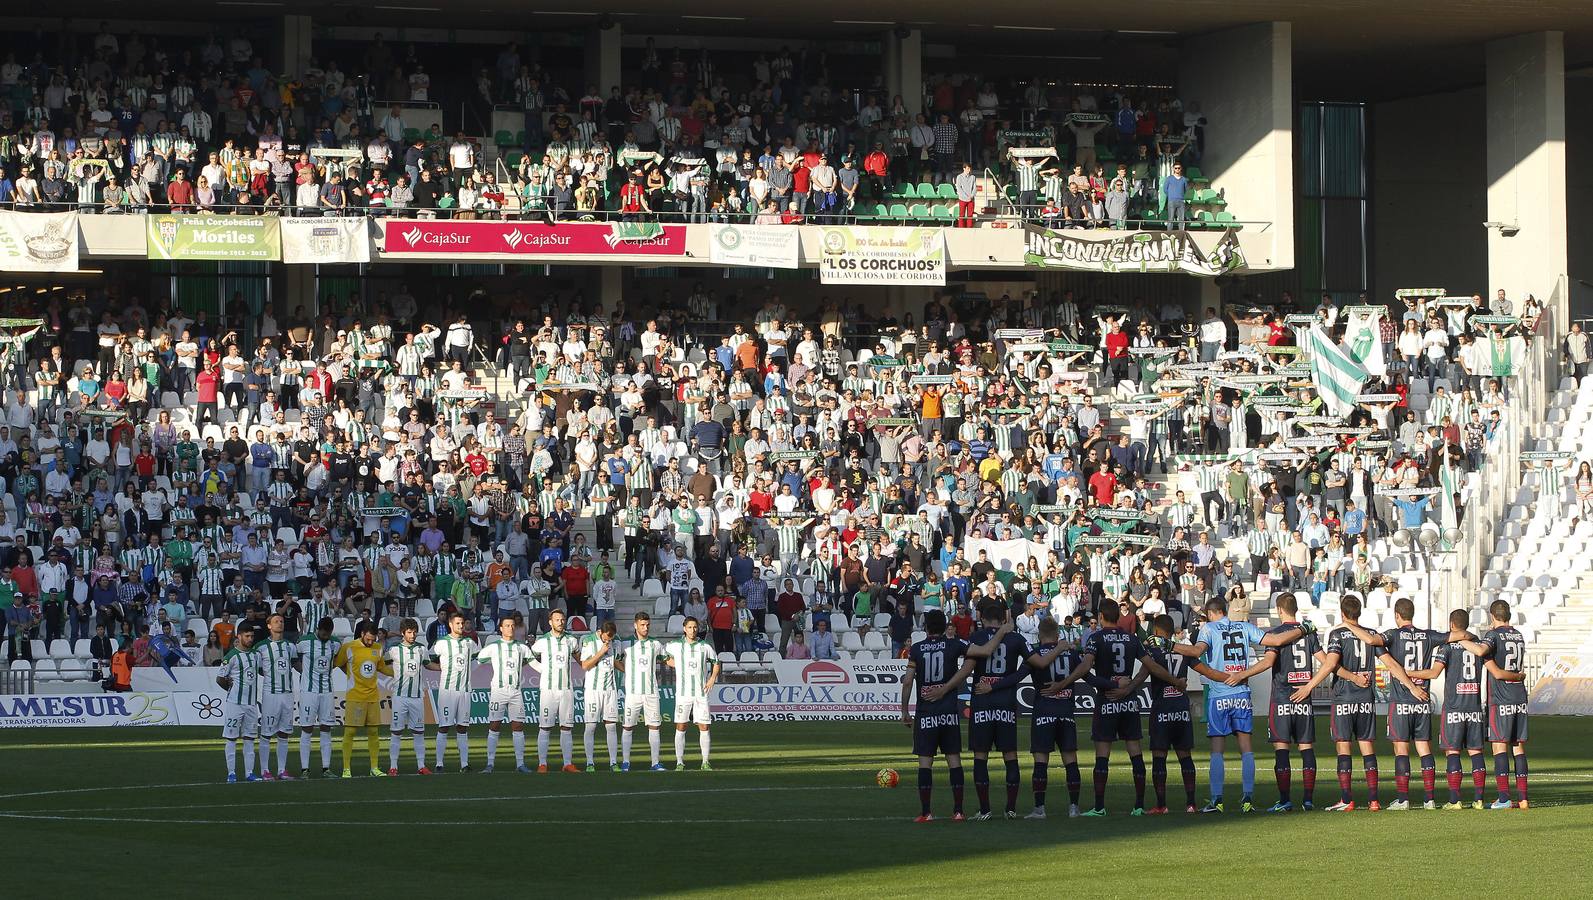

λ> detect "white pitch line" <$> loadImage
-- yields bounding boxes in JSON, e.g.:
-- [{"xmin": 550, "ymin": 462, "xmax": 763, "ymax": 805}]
[
  {"xmin": 0, "ymin": 812, "xmax": 905, "ymax": 827},
  {"xmin": 26, "ymin": 785, "xmax": 870, "ymax": 814}
]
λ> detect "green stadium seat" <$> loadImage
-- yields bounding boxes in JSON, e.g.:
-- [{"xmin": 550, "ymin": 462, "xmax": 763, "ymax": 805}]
[
  {"xmin": 916, "ymin": 183, "xmax": 937, "ymax": 201},
  {"xmin": 493, "ymin": 130, "xmax": 514, "ymax": 148},
  {"xmin": 908, "ymin": 203, "xmax": 931, "ymax": 221},
  {"xmin": 505, "ymin": 152, "xmax": 525, "ymax": 168},
  {"xmin": 896, "ymin": 183, "xmax": 917, "ymax": 199},
  {"xmin": 931, "ymin": 205, "xmax": 954, "ymax": 222},
  {"xmin": 870, "ymin": 203, "xmax": 889, "ymax": 219},
  {"xmin": 888, "ymin": 203, "xmax": 910, "ymax": 220},
  {"xmin": 1185, "ymin": 167, "xmax": 1203, "ymax": 180},
  {"xmin": 1215, "ymin": 211, "xmax": 1237, "ymax": 223},
  {"xmin": 515, "ymin": 130, "xmax": 527, "ymax": 147},
  {"xmin": 937, "ymin": 182, "xmax": 957, "ymax": 200},
  {"xmin": 402, "ymin": 128, "xmax": 421, "ymax": 143}
]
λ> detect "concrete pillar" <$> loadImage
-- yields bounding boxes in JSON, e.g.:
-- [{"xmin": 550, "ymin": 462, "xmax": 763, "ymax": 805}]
[
  {"xmin": 883, "ymin": 29, "xmax": 923, "ymax": 117},
  {"xmin": 1179, "ymin": 22, "xmax": 1294, "ymax": 269},
  {"xmin": 1486, "ymin": 31, "xmax": 1566, "ymax": 310},
  {"xmin": 594, "ymin": 267, "xmax": 623, "ymax": 316},
  {"xmin": 585, "ymin": 23, "xmax": 623, "ymax": 97},
  {"xmin": 279, "ymin": 15, "xmax": 312, "ymax": 78}
]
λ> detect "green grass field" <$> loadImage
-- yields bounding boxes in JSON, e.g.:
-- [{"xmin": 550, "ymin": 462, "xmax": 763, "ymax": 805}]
[{"xmin": 1, "ymin": 717, "xmax": 1588, "ymax": 896}]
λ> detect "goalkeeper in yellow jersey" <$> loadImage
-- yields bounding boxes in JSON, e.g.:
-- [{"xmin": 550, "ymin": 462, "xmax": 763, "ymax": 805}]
[{"xmin": 334, "ymin": 621, "xmax": 392, "ymax": 778}]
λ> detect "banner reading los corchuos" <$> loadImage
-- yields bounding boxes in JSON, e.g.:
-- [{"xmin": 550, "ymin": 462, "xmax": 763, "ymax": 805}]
[
  {"xmin": 146, "ymin": 214, "xmax": 281, "ymax": 261},
  {"xmin": 818, "ymin": 226, "xmax": 946, "ymax": 285}
]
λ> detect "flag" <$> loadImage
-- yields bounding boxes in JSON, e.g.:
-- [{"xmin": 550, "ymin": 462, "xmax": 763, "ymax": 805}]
[
  {"xmin": 1439, "ymin": 449, "xmax": 1458, "ymax": 549},
  {"xmin": 1485, "ymin": 334, "xmax": 1526, "ymax": 378},
  {"xmin": 606, "ymin": 221, "xmax": 664, "ymax": 245},
  {"xmin": 1306, "ymin": 325, "xmax": 1369, "ymax": 416},
  {"xmin": 1342, "ymin": 308, "xmax": 1387, "ymax": 377}
]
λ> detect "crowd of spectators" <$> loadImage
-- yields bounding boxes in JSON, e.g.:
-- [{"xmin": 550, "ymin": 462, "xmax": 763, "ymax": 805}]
[
  {"xmin": 0, "ymin": 26, "xmax": 1208, "ymax": 226},
  {"xmin": 0, "ymin": 274, "xmax": 1533, "ymax": 679}
]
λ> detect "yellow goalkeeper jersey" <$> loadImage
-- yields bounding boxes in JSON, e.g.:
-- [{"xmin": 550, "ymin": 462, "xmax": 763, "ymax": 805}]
[{"xmin": 333, "ymin": 640, "xmax": 390, "ymax": 703}]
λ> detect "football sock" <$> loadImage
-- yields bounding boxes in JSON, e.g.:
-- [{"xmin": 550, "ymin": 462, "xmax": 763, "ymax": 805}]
[
  {"xmin": 1470, "ymin": 753, "xmax": 1487, "ymax": 800},
  {"xmin": 698, "ymin": 730, "xmax": 711, "ymax": 766},
  {"xmin": 389, "ymin": 732, "xmax": 402, "ymax": 769},
  {"xmin": 1394, "ymin": 754, "xmax": 1411, "ymax": 801},
  {"xmin": 1514, "ymin": 751, "xmax": 1529, "ymax": 802},
  {"xmin": 1032, "ymin": 761, "xmax": 1048, "ymax": 809},
  {"xmin": 366, "ymin": 729, "xmax": 379, "ymax": 768},
  {"xmin": 648, "ymin": 729, "xmax": 660, "ymax": 765},
  {"xmin": 437, "ymin": 732, "xmax": 448, "ymax": 768},
  {"xmin": 457, "ymin": 733, "xmax": 470, "ymax": 768},
  {"xmin": 1362, "ymin": 754, "xmax": 1379, "ymax": 802},
  {"xmin": 1065, "ymin": 762, "xmax": 1082, "ymax": 806},
  {"xmin": 413, "ymin": 734, "xmax": 426, "ymax": 770},
  {"xmin": 1210, "ymin": 753, "xmax": 1225, "ymax": 800},
  {"xmin": 1447, "ymin": 755, "xmax": 1463, "ymax": 802},
  {"xmin": 1301, "ymin": 749, "xmax": 1317, "ymax": 803},
  {"xmin": 512, "ymin": 730, "xmax": 526, "ymax": 767},
  {"xmin": 1336, "ymin": 754, "xmax": 1353, "ymax": 803},
  {"xmin": 1129, "ymin": 754, "xmax": 1147, "ymax": 809},
  {"xmin": 242, "ymin": 739, "xmax": 255, "ymax": 777},
  {"xmin": 1151, "ymin": 755, "xmax": 1168, "ymax": 808},
  {"xmin": 341, "ymin": 729, "xmax": 354, "ymax": 772},
  {"xmin": 1179, "ymin": 755, "xmax": 1197, "ymax": 806},
  {"xmin": 622, "ymin": 729, "xmax": 634, "ymax": 764},
  {"xmin": 560, "ymin": 729, "xmax": 574, "ymax": 766},
  {"xmin": 1420, "ymin": 754, "xmax": 1435, "ymax": 800},
  {"xmin": 1494, "ymin": 752, "xmax": 1511, "ymax": 802},
  {"xmin": 276, "ymin": 738, "xmax": 289, "ymax": 774},
  {"xmin": 259, "ymin": 738, "xmax": 271, "ymax": 774},
  {"xmin": 675, "ymin": 730, "xmax": 686, "ymax": 765},
  {"xmin": 585, "ymin": 724, "xmax": 597, "ymax": 766},
  {"xmin": 225, "ymin": 739, "xmax": 237, "ymax": 777},
  {"xmin": 1240, "ymin": 751, "xmax": 1254, "ymax": 797},
  {"xmin": 919, "ymin": 767, "xmax": 934, "ymax": 815},
  {"xmin": 1004, "ymin": 760, "xmax": 1020, "ymax": 812},
  {"xmin": 300, "ymin": 732, "xmax": 312, "ymax": 771},
  {"xmin": 1274, "ymin": 749, "xmax": 1292, "ymax": 803},
  {"xmin": 487, "ymin": 730, "xmax": 500, "ymax": 765},
  {"xmin": 321, "ymin": 732, "xmax": 333, "ymax": 769},
  {"xmin": 1092, "ymin": 756, "xmax": 1109, "ymax": 811},
  {"xmin": 539, "ymin": 729, "xmax": 552, "ymax": 766},
  {"xmin": 606, "ymin": 725, "xmax": 618, "ymax": 765},
  {"xmin": 949, "ymin": 765, "xmax": 965, "ymax": 814},
  {"xmin": 973, "ymin": 759, "xmax": 991, "ymax": 813}
]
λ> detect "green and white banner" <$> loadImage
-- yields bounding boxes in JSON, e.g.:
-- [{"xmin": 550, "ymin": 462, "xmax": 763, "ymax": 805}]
[
  {"xmin": 818, "ymin": 226, "xmax": 946, "ymax": 286},
  {"xmin": 146, "ymin": 214, "xmax": 281, "ymax": 261},
  {"xmin": 1341, "ymin": 306, "xmax": 1386, "ymax": 376},
  {"xmin": 1024, "ymin": 224, "xmax": 1247, "ymax": 275},
  {"xmin": 708, "ymin": 224, "xmax": 800, "ymax": 268}
]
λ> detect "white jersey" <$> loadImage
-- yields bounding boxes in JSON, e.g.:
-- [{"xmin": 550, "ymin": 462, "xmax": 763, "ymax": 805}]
[
  {"xmin": 621, "ymin": 637, "xmax": 667, "ymax": 697},
  {"xmin": 219, "ymin": 646, "xmax": 262, "ymax": 706},
  {"xmin": 431, "ymin": 635, "xmax": 479, "ymax": 693},
  {"xmin": 476, "ymin": 640, "xmax": 533, "ymax": 694},
  {"xmin": 297, "ymin": 637, "xmax": 341, "ymax": 694},
  {"xmin": 387, "ymin": 642, "xmax": 427, "ymax": 699},
  {"xmin": 665, "ymin": 638, "xmax": 717, "ymax": 699},
  {"xmin": 255, "ymin": 638, "xmax": 298, "ymax": 695},
  {"xmin": 530, "ymin": 631, "xmax": 582, "ymax": 691},
  {"xmin": 580, "ymin": 633, "xmax": 618, "ymax": 692}
]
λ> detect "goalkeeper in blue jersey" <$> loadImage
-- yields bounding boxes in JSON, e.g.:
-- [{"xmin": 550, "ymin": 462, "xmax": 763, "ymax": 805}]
[
  {"xmin": 148, "ymin": 621, "xmax": 196, "ymax": 682},
  {"xmin": 1173, "ymin": 598, "xmax": 1310, "ymax": 813}
]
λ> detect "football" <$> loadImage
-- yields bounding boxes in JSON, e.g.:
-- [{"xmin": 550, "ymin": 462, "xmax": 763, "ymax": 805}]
[{"xmin": 876, "ymin": 768, "xmax": 900, "ymax": 788}]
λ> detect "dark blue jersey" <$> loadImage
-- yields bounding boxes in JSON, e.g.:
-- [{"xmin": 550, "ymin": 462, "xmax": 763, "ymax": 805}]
[
  {"xmin": 1267, "ymin": 623, "xmax": 1322, "ymax": 692},
  {"xmin": 909, "ymin": 636, "xmax": 967, "ymax": 718},
  {"xmin": 1145, "ymin": 641, "xmax": 1190, "ymax": 714},
  {"xmin": 969, "ymin": 627, "xmax": 1029, "ymax": 708},
  {"xmin": 1028, "ymin": 641, "xmax": 1081, "ymax": 715},
  {"xmin": 1325, "ymin": 625, "xmax": 1376, "ymax": 700},
  {"xmin": 1381, "ymin": 625, "xmax": 1445, "ymax": 702},
  {"xmin": 1084, "ymin": 626, "xmax": 1145, "ymax": 681}
]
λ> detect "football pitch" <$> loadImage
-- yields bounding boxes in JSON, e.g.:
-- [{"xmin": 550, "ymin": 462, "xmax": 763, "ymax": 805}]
[{"xmin": 1, "ymin": 718, "xmax": 1588, "ymax": 896}]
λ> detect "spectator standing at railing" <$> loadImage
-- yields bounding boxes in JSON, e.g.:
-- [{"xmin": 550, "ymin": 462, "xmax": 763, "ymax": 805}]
[
  {"xmin": 1162, "ymin": 162, "xmax": 1189, "ymax": 230},
  {"xmin": 931, "ymin": 114, "xmax": 957, "ymax": 183},
  {"xmin": 954, "ymin": 163, "xmax": 978, "ymax": 228}
]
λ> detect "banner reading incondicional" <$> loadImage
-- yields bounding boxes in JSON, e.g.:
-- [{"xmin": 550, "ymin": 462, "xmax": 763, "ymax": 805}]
[
  {"xmin": 146, "ymin": 214, "xmax": 281, "ymax": 261},
  {"xmin": 1023, "ymin": 223, "xmax": 1246, "ymax": 275},
  {"xmin": 818, "ymin": 226, "xmax": 946, "ymax": 286}
]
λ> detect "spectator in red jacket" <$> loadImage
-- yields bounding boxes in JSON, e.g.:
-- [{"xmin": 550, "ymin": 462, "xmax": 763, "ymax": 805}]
[
  {"xmin": 707, "ymin": 586, "xmax": 736, "ymax": 653},
  {"xmin": 561, "ymin": 561, "xmax": 590, "ymax": 618},
  {"xmin": 195, "ymin": 363, "xmax": 219, "ymax": 425},
  {"xmin": 774, "ymin": 579, "xmax": 805, "ymax": 653}
]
